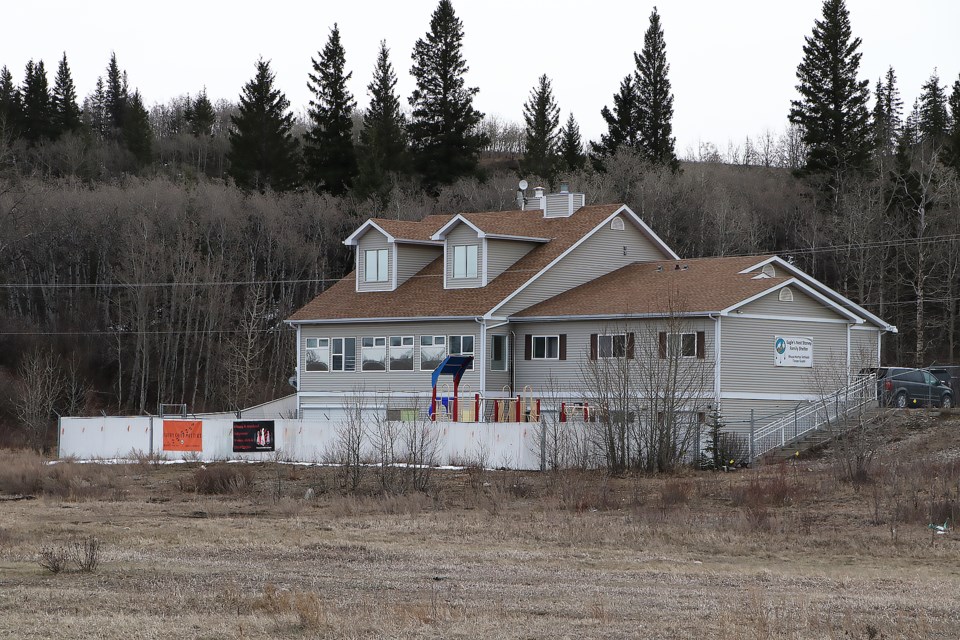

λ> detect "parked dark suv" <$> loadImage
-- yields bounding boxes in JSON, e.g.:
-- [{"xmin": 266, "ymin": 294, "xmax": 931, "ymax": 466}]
[{"xmin": 877, "ymin": 367, "xmax": 954, "ymax": 409}]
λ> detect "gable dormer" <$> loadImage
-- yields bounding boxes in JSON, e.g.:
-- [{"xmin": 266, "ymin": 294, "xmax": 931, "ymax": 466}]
[{"xmin": 344, "ymin": 219, "xmax": 442, "ymax": 292}]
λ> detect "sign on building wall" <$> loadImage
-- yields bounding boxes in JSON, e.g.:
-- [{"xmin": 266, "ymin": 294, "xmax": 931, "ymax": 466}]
[
  {"xmin": 233, "ymin": 420, "xmax": 275, "ymax": 452},
  {"xmin": 774, "ymin": 336, "xmax": 813, "ymax": 368},
  {"xmin": 162, "ymin": 420, "xmax": 203, "ymax": 451}
]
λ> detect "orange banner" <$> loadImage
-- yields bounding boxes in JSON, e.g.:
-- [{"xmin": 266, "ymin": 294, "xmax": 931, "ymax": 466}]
[{"xmin": 162, "ymin": 420, "xmax": 202, "ymax": 452}]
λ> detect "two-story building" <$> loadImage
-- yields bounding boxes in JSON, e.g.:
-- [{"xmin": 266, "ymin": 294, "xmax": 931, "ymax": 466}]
[{"xmin": 286, "ymin": 185, "xmax": 895, "ymax": 436}]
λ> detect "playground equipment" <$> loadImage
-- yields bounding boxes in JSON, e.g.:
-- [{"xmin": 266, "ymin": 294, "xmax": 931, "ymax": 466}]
[{"xmin": 429, "ymin": 355, "xmax": 478, "ymax": 422}]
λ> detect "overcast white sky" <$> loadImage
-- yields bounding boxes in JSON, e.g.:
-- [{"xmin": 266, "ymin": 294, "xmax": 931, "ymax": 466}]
[{"xmin": 4, "ymin": 0, "xmax": 959, "ymax": 155}]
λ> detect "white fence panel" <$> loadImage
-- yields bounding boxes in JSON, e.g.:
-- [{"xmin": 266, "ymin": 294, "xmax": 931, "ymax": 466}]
[{"xmin": 59, "ymin": 417, "xmax": 152, "ymax": 459}]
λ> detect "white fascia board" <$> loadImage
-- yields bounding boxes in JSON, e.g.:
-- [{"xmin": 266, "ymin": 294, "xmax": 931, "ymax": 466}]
[
  {"xmin": 720, "ymin": 391, "xmax": 822, "ymax": 401},
  {"xmin": 508, "ymin": 312, "xmax": 713, "ymax": 323},
  {"xmin": 743, "ymin": 256, "xmax": 895, "ymax": 332},
  {"xmin": 720, "ymin": 277, "xmax": 863, "ymax": 324},
  {"xmin": 394, "ymin": 238, "xmax": 443, "ymax": 246},
  {"xmin": 343, "ymin": 220, "xmax": 394, "ymax": 246},
  {"xmin": 287, "ymin": 316, "xmax": 478, "ymax": 325},
  {"xmin": 486, "ymin": 205, "xmax": 678, "ymax": 318},
  {"xmin": 430, "ymin": 214, "xmax": 484, "ymax": 240}
]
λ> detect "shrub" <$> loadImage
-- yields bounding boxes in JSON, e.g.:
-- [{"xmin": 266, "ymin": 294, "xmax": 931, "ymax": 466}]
[
  {"xmin": 37, "ymin": 546, "xmax": 69, "ymax": 574},
  {"xmin": 72, "ymin": 536, "xmax": 101, "ymax": 572},
  {"xmin": 192, "ymin": 464, "xmax": 254, "ymax": 495}
]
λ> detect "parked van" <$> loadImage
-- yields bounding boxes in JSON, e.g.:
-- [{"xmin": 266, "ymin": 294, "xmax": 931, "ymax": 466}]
[{"xmin": 877, "ymin": 367, "xmax": 953, "ymax": 409}]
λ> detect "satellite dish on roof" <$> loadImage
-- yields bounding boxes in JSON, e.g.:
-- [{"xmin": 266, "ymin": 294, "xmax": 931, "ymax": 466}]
[{"xmin": 518, "ymin": 179, "xmax": 528, "ymax": 191}]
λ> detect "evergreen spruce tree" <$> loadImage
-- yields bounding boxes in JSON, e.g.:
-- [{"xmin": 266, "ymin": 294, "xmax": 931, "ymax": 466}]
[
  {"xmin": 634, "ymin": 7, "xmax": 678, "ymax": 170},
  {"xmin": 872, "ymin": 66, "xmax": 902, "ymax": 161},
  {"xmin": 558, "ymin": 113, "xmax": 586, "ymax": 173},
  {"xmin": 943, "ymin": 75, "xmax": 960, "ymax": 175},
  {"xmin": 122, "ymin": 90, "xmax": 152, "ymax": 165},
  {"xmin": 228, "ymin": 58, "xmax": 301, "ymax": 192},
  {"xmin": 590, "ymin": 74, "xmax": 639, "ymax": 168},
  {"xmin": 304, "ymin": 23, "xmax": 358, "ymax": 196},
  {"xmin": 521, "ymin": 74, "xmax": 560, "ymax": 181},
  {"xmin": 917, "ymin": 70, "xmax": 949, "ymax": 146},
  {"xmin": 184, "ymin": 89, "xmax": 216, "ymax": 137},
  {"xmin": 408, "ymin": 0, "xmax": 488, "ymax": 189},
  {"xmin": 104, "ymin": 53, "xmax": 127, "ymax": 135},
  {"xmin": 20, "ymin": 60, "xmax": 52, "ymax": 144},
  {"xmin": 902, "ymin": 99, "xmax": 922, "ymax": 147},
  {"xmin": 51, "ymin": 53, "xmax": 82, "ymax": 138},
  {"xmin": 788, "ymin": 0, "xmax": 873, "ymax": 178},
  {"xmin": 356, "ymin": 40, "xmax": 408, "ymax": 200},
  {"xmin": 82, "ymin": 77, "xmax": 107, "ymax": 139},
  {"xmin": 0, "ymin": 65, "xmax": 21, "ymax": 137}
]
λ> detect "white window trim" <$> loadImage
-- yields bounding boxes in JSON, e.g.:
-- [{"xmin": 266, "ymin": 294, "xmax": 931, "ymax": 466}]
[
  {"xmin": 532, "ymin": 335, "xmax": 560, "ymax": 360},
  {"xmin": 364, "ymin": 249, "xmax": 388, "ymax": 283},
  {"xmin": 448, "ymin": 334, "xmax": 476, "ymax": 370},
  {"xmin": 305, "ymin": 337, "xmax": 331, "ymax": 372},
  {"xmin": 491, "ymin": 334, "xmax": 509, "ymax": 371},
  {"xmin": 360, "ymin": 336, "xmax": 387, "ymax": 372},
  {"xmin": 452, "ymin": 244, "xmax": 478, "ymax": 279},
  {"xmin": 331, "ymin": 336, "xmax": 357, "ymax": 372},
  {"xmin": 419, "ymin": 335, "xmax": 447, "ymax": 372},
  {"xmin": 668, "ymin": 332, "xmax": 697, "ymax": 358},
  {"xmin": 388, "ymin": 336, "xmax": 415, "ymax": 372},
  {"xmin": 598, "ymin": 333, "xmax": 627, "ymax": 359}
]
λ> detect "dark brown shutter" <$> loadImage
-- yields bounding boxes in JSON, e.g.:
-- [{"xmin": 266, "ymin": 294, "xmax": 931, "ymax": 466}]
[
  {"xmin": 559, "ymin": 334, "xmax": 567, "ymax": 360},
  {"xmin": 524, "ymin": 334, "xmax": 532, "ymax": 360},
  {"xmin": 590, "ymin": 334, "xmax": 598, "ymax": 360},
  {"xmin": 626, "ymin": 333, "xmax": 635, "ymax": 359},
  {"xmin": 658, "ymin": 332, "xmax": 667, "ymax": 359},
  {"xmin": 696, "ymin": 331, "xmax": 706, "ymax": 359}
]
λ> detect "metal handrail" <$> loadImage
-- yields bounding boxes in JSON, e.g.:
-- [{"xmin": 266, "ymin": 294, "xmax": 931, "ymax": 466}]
[{"xmin": 750, "ymin": 373, "xmax": 878, "ymax": 460}]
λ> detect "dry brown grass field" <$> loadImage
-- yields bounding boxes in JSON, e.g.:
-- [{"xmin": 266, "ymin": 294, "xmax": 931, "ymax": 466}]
[{"xmin": 2, "ymin": 411, "xmax": 960, "ymax": 639}]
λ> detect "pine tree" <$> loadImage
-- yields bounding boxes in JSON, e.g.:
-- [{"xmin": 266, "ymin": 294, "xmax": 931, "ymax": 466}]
[
  {"xmin": 788, "ymin": 0, "xmax": 873, "ymax": 178},
  {"xmin": 943, "ymin": 75, "xmax": 960, "ymax": 175},
  {"xmin": 104, "ymin": 53, "xmax": 127, "ymax": 134},
  {"xmin": 872, "ymin": 66, "xmax": 902, "ymax": 161},
  {"xmin": 20, "ymin": 60, "xmax": 52, "ymax": 144},
  {"xmin": 590, "ymin": 74, "xmax": 639, "ymax": 168},
  {"xmin": 82, "ymin": 77, "xmax": 107, "ymax": 139},
  {"xmin": 122, "ymin": 90, "xmax": 152, "ymax": 165},
  {"xmin": 558, "ymin": 113, "xmax": 586, "ymax": 173},
  {"xmin": 917, "ymin": 70, "xmax": 949, "ymax": 146},
  {"xmin": 356, "ymin": 40, "xmax": 408, "ymax": 200},
  {"xmin": 902, "ymin": 99, "xmax": 921, "ymax": 147},
  {"xmin": 51, "ymin": 52, "xmax": 81, "ymax": 138},
  {"xmin": 185, "ymin": 89, "xmax": 216, "ymax": 137},
  {"xmin": 228, "ymin": 58, "xmax": 301, "ymax": 192},
  {"xmin": 634, "ymin": 7, "xmax": 678, "ymax": 170},
  {"xmin": 408, "ymin": 0, "xmax": 488, "ymax": 189},
  {"xmin": 521, "ymin": 74, "xmax": 560, "ymax": 181},
  {"xmin": 0, "ymin": 65, "xmax": 21, "ymax": 137},
  {"xmin": 304, "ymin": 23, "xmax": 358, "ymax": 196}
]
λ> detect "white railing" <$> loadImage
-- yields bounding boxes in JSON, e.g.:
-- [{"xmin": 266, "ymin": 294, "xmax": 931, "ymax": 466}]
[{"xmin": 750, "ymin": 374, "xmax": 878, "ymax": 461}]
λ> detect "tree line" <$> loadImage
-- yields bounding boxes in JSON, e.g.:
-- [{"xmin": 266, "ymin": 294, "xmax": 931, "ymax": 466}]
[{"xmin": 1, "ymin": 0, "xmax": 959, "ymax": 448}]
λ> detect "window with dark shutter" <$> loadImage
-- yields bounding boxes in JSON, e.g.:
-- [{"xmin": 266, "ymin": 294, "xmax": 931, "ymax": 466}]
[
  {"xmin": 696, "ymin": 331, "xmax": 706, "ymax": 359},
  {"xmin": 524, "ymin": 334, "xmax": 532, "ymax": 360},
  {"xmin": 626, "ymin": 333, "xmax": 635, "ymax": 359},
  {"xmin": 559, "ymin": 334, "xmax": 567, "ymax": 360},
  {"xmin": 658, "ymin": 332, "xmax": 667, "ymax": 359},
  {"xmin": 590, "ymin": 334, "xmax": 598, "ymax": 360}
]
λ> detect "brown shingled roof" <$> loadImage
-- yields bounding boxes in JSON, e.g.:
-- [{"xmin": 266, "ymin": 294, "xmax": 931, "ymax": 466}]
[
  {"xmin": 288, "ymin": 204, "xmax": 625, "ymax": 321},
  {"xmin": 370, "ymin": 215, "xmax": 449, "ymax": 243},
  {"xmin": 513, "ymin": 255, "xmax": 782, "ymax": 317}
]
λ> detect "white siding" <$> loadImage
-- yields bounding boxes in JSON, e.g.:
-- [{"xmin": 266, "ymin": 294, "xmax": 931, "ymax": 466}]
[
  {"xmin": 397, "ymin": 244, "xmax": 441, "ymax": 287},
  {"xmin": 739, "ymin": 286, "xmax": 847, "ymax": 320},
  {"xmin": 445, "ymin": 224, "xmax": 483, "ymax": 289},
  {"xmin": 485, "ymin": 239, "xmax": 538, "ymax": 284},
  {"xmin": 720, "ymin": 316, "xmax": 850, "ymax": 395},
  {"xmin": 498, "ymin": 213, "xmax": 668, "ymax": 316},
  {"xmin": 850, "ymin": 327, "xmax": 881, "ymax": 371},
  {"xmin": 355, "ymin": 231, "xmax": 392, "ymax": 292}
]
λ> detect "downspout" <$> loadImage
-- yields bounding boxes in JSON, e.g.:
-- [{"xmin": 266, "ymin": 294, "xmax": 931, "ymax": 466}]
[
  {"xmin": 475, "ymin": 317, "xmax": 486, "ymax": 422},
  {"xmin": 709, "ymin": 314, "xmax": 721, "ymax": 412},
  {"xmin": 510, "ymin": 330, "xmax": 517, "ymax": 399},
  {"xmin": 296, "ymin": 324, "xmax": 302, "ymax": 419}
]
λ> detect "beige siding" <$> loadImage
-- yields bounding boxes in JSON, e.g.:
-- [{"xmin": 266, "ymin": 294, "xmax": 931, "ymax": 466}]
[
  {"xmin": 720, "ymin": 316, "xmax": 850, "ymax": 396},
  {"xmin": 718, "ymin": 398, "xmax": 810, "ymax": 438},
  {"xmin": 355, "ymin": 231, "xmax": 392, "ymax": 292},
  {"xmin": 397, "ymin": 244, "xmax": 441, "ymax": 287},
  {"xmin": 486, "ymin": 239, "xmax": 538, "ymax": 284},
  {"xmin": 498, "ymin": 213, "xmax": 668, "ymax": 316},
  {"xmin": 513, "ymin": 318, "xmax": 715, "ymax": 395},
  {"xmin": 445, "ymin": 224, "xmax": 483, "ymax": 289},
  {"xmin": 300, "ymin": 321, "xmax": 480, "ymax": 393},
  {"xmin": 850, "ymin": 328, "xmax": 880, "ymax": 371},
  {"xmin": 739, "ymin": 286, "xmax": 847, "ymax": 320}
]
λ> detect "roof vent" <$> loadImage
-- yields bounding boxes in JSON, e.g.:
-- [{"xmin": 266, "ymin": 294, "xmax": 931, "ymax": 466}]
[
  {"xmin": 761, "ymin": 264, "xmax": 776, "ymax": 278},
  {"xmin": 559, "ymin": 180, "xmax": 569, "ymax": 193},
  {"xmin": 656, "ymin": 265, "xmax": 663, "ymax": 272},
  {"xmin": 681, "ymin": 264, "xmax": 689, "ymax": 271},
  {"xmin": 779, "ymin": 287, "xmax": 794, "ymax": 302}
]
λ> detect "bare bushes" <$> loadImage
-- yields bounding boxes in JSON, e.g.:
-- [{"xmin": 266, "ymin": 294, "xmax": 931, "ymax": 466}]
[
  {"xmin": 0, "ymin": 450, "xmax": 124, "ymax": 499},
  {"xmin": 191, "ymin": 464, "xmax": 254, "ymax": 495},
  {"xmin": 867, "ymin": 458, "xmax": 960, "ymax": 531},
  {"xmin": 37, "ymin": 536, "xmax": 102, "ymax": 574},
  {"xmin": 370, "ymin": 412, "xmax": 441, "ymax": 495}
]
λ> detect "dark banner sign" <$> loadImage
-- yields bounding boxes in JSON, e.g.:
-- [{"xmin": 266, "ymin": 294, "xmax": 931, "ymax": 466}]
[{"xmin": 233, "ymin": 420, "xmax": 275, "ymax": 452}]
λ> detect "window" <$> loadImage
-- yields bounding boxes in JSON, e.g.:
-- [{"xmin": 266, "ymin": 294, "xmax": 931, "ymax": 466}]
[
  {"xmin": 779, "ymin": 287, "xmax": 794, "ymax": 302},
  {"xmin": 533, "ymin": 335, "xmax": 560, "ymax": 360},
  {"xmin": 361, "ymin": 337, "xmax": 386, "ymax": 371},
  {"xmin": 364, "ymin": 249, "xmax": 388, "ymax": 282},
  {"xmin": 610, "ymin": 217, "xmax": 625, "ymax": 231},
  {"xmin": 389, "ymin": 336, "xmax": 414, "ymax": 371},
  {"xmin": 452, "ymin": 244, "xmax": 478, "ymax": 279},
  {"xmin": 305, "ymin": 338, "xmax": 330, "ymax": 372},
  {"xmin": 331, "ymin": 337, "xmax": 356, "ymax": 372},
  {"xmin": 449, "ymin": 335, "xmax": 475, "ymax": 369},
  {"xmin": 761, "ymin": 264, "xmax": 776, "ymax": 278},
  {"xmin": 598, "ymin": 334, "xmax": 627, "ymax": 358},
  {"xmin": 420, "ymin": 335, "xmax": 446, "ymax": 371},
  {"xmin": 491, "ymin": 335, "xmax": 508, "ymax": 371},
  {"xmin": 668, "ymin": 333, "xmax": 697, "ymax": 358}
]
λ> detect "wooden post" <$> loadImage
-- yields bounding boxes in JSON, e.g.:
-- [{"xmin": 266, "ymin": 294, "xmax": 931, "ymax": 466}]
[
  {"xmin": 474, "ymin": 393, "xmax": 480, "ymax": 423},
  {"xmin": 515, "ymin": 395, "xmax": 521, "ymax": 422},
  {"xmin": 559, "ymin": 402, "xmax": 567, "ymax": 423}
]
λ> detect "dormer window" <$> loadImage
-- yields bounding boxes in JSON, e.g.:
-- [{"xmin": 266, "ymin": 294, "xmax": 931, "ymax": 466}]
[
  {"xmin": 364, "ymin": 249, "xmax": 388, "ymax": 282},
  {"xmin": 452, "ymin": 244, "xmax": 478, "ymax": 279}
]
